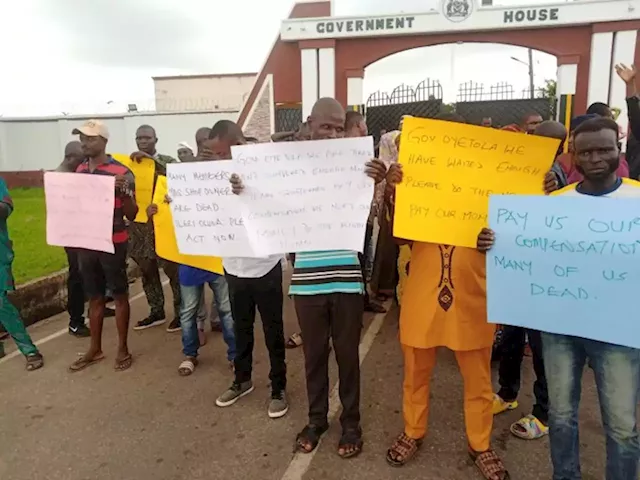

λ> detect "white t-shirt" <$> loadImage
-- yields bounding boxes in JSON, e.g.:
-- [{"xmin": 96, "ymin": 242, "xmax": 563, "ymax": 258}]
[
  {"xmin": 553, "ymin": 177, "xmax": 640, "ymax": 198},
  {"xmin": 223, "ymin": 255, "xmax": 283, "ymax": 278}
]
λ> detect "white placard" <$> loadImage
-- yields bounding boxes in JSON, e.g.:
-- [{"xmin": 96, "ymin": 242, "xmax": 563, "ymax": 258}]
[
  {"xmin": 232, "ymin": 137, "xmax": 375, "ymax": 255},
  {"xmin": 166, "ymin": 161, "xmax": 252, "ymax": 257},
  {"xmin": 44, "ymin": 172, "xmax": 115, "ymax": 253}
]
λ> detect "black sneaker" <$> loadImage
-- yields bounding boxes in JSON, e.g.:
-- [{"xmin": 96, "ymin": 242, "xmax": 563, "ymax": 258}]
[
  {"xmin": 104, "ymin": 307, "xmax": 116, "ymax": 318},
  {"xmin": 68, "ymin": 324, "xmax": 91, "ymax": 338},
  {"xmin": 166, "ymin": 317, "xmax": 181, "ymax": 333},
  {"xmin": 133, "ymin": 315, "xmax": 166, "ymax": 331}
]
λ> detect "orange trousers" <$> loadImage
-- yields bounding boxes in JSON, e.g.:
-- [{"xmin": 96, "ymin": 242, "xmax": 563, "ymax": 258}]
[{"xmin": 401, "ymin": 345, "xmax": 493, "ymax": 452}]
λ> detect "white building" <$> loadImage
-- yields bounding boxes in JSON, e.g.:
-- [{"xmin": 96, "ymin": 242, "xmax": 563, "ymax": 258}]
[{"xmin": 153, "ymin": 73, "xmax": 256, "ymax": 112}]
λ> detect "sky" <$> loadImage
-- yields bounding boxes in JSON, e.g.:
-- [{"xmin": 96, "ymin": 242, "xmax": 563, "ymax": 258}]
[{"xmin": 0, "ymin": 0, "xmax": 559, "ymax": 116}]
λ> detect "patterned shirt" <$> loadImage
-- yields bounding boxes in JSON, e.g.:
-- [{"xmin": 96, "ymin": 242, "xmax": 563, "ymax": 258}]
[
  {"xmin": 0, "ymin": 177, "xmax": 15, "ymax": 291},
  {"xmin": 76, "ymin": 156, "xmax": 136, "ymax": 244},
  {"xmin": 289, "ymin": 250, "xmax": 364, "ymax": 296}
]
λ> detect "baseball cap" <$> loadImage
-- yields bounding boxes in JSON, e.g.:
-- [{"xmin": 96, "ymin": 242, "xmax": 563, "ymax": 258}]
[{"xmin": 72, "ymin": 119, "xmax": 110, "ymax": 139}]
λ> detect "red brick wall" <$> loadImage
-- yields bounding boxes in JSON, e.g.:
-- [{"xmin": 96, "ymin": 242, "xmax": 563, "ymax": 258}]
[{"xmin": 1, "ymin": 171, "xmax": 44, "ymax": 189}]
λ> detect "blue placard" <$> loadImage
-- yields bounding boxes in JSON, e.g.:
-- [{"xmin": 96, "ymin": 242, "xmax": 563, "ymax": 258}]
[{"xmin": 487, "ymin": 195, "xmax": 640, "ymax": 349}]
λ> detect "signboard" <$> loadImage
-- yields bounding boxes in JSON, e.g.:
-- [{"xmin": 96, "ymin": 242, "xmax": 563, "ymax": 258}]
[
  {"xmin": 393, "ymin": 117, "xmax": 558, "ymax": 247},
  {"xmin": 487, "ymin": 194, "xmax": 640, "ymax": 349},
  {"xmin": 44, "ymin": 172, "xmax": 115, "ymax": 253},
  {"xmin": 232, "ymin": 137, "xmax": 375, "ymax": 255},
  {"xmin": 280, "ymin": 0, "xmax": 638, "ymax": 40}
]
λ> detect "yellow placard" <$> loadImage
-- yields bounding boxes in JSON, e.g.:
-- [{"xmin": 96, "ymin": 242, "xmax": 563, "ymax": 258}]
[
  {"xmin": 111, "ymin": 153, "xmax": 155, "ymax": 223},
  {"xmin": 152, "ymin": 176, "xmax": 223, "ymax": 274},
  {"xmin": 394, "ymin": 117, "xmax": 560, "ymax": 247}
]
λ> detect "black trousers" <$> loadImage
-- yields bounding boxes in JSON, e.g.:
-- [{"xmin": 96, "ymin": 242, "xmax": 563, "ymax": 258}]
[
  {"xmin": 497, "ymin": 326, "xmax": 549, "ymax": 424},
  {"xmin": 65, "ymin": 247, "xmax": 85, "ymax": 328},
  {"xmin": 294, "ymin": 293, "xmax": 364, "ymax": 430},
  {"xmin": 358, "ymin": 222, "xmax": 374, "ymax": 305},
  {"xmin": 225, "ymin": 264, "xmax": 286, "ymax": 392}
]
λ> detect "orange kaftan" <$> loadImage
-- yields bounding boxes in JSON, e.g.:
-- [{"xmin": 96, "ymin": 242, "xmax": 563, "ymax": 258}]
[{"xmin": 399, "ymin": 242, "xmax": 495, "ymax": 351}]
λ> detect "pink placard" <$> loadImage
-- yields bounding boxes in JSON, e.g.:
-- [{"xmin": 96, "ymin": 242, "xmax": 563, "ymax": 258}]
[{"xmin": 44, "ymin": 172, "xmax": 115, "ymax": 253}]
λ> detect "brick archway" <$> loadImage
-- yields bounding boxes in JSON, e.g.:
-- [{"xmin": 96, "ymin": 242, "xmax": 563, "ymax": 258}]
[{"xmin": 238, "ymin": 0, "xmax": 640, "ymax": 141}]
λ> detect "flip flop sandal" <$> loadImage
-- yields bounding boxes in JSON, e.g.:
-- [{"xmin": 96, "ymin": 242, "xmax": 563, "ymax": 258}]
[
  {"xmin": 25, "ymin": 353, "xmax": 44, "ymax": 371},
  {"xmin": 510, "ymin": 414, "xmax": 549, "ymax": 440},
  {"xmin": 469, "ymin": 448, "xmax": 511, "ymax": 480},
  {"xmin": 295, "ymin": 424, "xmax": 329, "ymax": 454},
  {"xmin": 492, "ymin": 394, "xmax": 518, "ymax": 415},
  {"xmin": 286, "ymin": 332, "xmax": 303, "ymax": 349},
  {"xmin": 114, "ymin": 353, "xmax": 133, "ymax": 372},
  {"xmin": 338, "ymin": 427, "xmax": 363, "ymax": 459},
  {"xmin": 69, "ymin": 353, "xmax": 105, "ymax": 373},
  {"xmin": 178, "ymin": 357, "xmax": 198, "ymax": 376},
  {"xmin": 386, "ymin": 432, "xmax": 423, "ymax": 466}
]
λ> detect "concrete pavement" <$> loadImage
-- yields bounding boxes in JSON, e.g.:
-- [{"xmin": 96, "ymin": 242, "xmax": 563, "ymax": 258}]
[{"xmin": 0, "ymin": 272, "xmax": 616, "ymax": 480}]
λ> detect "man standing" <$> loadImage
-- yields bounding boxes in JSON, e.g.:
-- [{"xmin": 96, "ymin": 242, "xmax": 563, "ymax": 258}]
[
  {"xmin": 502, "ymin": 112, "xmax": 543, "ymax": 134},
  {"xmin": 344, "ymin": 111, "xmax": 386, "ymax": 314},
  {"xmin": 129, "ymin": 125, "xmax": 181, "ymax": 332},
  {"xmin": 281, "ymin": 99, "xmax": 386, "ymax": 458},
  {"xmin": 491, "ymin": 120, "xmax": 568, "ymax": 442},
  {"xmin": 0, "ymin": 176, "xmax": 44, "ymax": 370},
  {"xmin": 479, "ymin": 117, "xmax": 639, "ymax": 480},
  {"xmin": 208, "ymin": 121, "xmax": 289, "ymax": 419},
  {"xmin": 56, "ymin": 141, "xmax": 115, "ymax": 338},
  {"xmin": 69, "ymin": 120, "xmax": 137, "ymax": 372}
]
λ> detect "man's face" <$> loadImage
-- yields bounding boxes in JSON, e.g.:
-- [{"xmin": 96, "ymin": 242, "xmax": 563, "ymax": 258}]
[
  {"xmin": 574, "ymin": 129, "xmax": 619, "ymax": 181},
  {"xmin": 524, "ymin": 115, "xmax": 543, "ymax": 134},
  {"xmin": 309, "ymin": 111, "xmax": 345, "ymax": 140},
  {"xmin": 79, "ymin": 134, "xmax": 106, "ymax": 158},
  {"xmin": 177, "ymin": 147, "xmax": 194, "ymax": 162},
  {"xmin": 136, "ymin": 128, "xmax": 157, "ymax": 154},
  {"xmin": 64, "ymin": 145, "xmax": 84, "ymax": 167},
  {"xmin": 202, "ymin": 136, "xmax": 245, "ymax": 161},
  {"xmin": 195, "ymin": 130, "xmax": 210, "ymax": 148}
]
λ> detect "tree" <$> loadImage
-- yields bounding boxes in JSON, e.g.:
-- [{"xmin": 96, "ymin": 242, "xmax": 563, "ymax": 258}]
[{"xmin": 538, "ymin": 79, "xmax": 556, "ymax": 100}]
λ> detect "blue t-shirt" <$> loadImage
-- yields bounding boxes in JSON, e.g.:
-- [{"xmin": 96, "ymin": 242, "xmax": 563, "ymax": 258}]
[{"xmin": 178, "ymin": 265, "xmax": 220, "ymax": 286}]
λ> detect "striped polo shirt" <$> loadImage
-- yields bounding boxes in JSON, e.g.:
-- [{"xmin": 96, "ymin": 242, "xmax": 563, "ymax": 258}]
[
  {"xmin": 76, "ymin": 156, "xmax": 136, "ymax": 244},
  {"xmin": 289, "ymin": 250, "xmax": 364, "ymax": 296}
]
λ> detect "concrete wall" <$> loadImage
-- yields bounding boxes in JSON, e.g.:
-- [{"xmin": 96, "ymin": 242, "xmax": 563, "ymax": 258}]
[
  {"xmin": 153, "ymin": 74, "xmax": 256, "ymax": 112},
  {"xmin": 0, "ymin": 110, "xmax": 239, "ymax": 175}
]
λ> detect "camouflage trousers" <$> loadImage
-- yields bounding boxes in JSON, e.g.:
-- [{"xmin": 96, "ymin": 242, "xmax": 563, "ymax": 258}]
[{"xmin": 129, "ymin": 222, "xmax": 180, "ymax": 319}]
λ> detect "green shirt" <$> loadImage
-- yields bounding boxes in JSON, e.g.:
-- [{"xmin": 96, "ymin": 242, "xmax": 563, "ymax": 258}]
[{"xmin": 0, "ymin": 178, "xmax": 15, "ymax": 291}]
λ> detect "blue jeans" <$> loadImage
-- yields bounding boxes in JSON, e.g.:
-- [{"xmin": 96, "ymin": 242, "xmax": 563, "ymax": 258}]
[
  {"xmin": 180, "ymin": 277, "xmax": 235, "ymax": 361},
  {"xmin": 542, "ymin": 333, "xmax": 640, "ymax": 480}
]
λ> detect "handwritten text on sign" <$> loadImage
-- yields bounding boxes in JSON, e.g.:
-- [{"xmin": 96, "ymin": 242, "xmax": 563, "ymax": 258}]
[
  {"xmin": 394, "ymin": 117, "xmax": 559, "ymax": 247},
  {"xmin": 152, "ymin": 176, "xmax": 223, "ymax": 274},
  {"xmin": 487, "ymin": 195, "xmax": 640, "ymax": 349},
  {"xmin": 232, "ymin": 137, "xmax": 375, "ymax": 255},
  {"xmin": 166, "ymin": 161, "xmax": 252, "ymax": 257},
  {"xmin": 44, "ymin": 172, "xmax": 115, "ymax": 253}
]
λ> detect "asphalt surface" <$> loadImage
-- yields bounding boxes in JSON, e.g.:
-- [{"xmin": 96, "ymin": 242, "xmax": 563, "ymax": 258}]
[{"xmin": 0, "ymin": 268, "xmax": 620, "ymax": 480}]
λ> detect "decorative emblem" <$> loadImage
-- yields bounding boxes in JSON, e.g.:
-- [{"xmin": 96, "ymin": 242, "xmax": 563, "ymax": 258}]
[{"xmin": 442, "ymin": 0, "xmax": 473, "ymax": 23}]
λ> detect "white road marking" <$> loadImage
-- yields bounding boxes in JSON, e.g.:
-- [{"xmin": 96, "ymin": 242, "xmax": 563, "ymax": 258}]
[
  {"xmin": 280, "ymin": 302, "xmax": 390, "ymax": 480},
  {"xmin": 0, "ymin": 280, "xmax": 167, "ymax": 365}
]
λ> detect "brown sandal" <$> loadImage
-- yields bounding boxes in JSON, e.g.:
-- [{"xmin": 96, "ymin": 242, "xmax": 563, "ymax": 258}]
[
  {"xmin": 469, "ymin": 448, "xmax": 510, "ymax": 480},
  {"xmin": 386, "ymin": 432, "xmax": 423, "ymax": 466},
  {"xmin": 26, "ymin": 353, "xmax": 44, "ymax": 371}
]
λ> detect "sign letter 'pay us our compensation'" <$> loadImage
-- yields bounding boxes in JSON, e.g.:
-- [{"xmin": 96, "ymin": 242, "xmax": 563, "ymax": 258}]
[
  {"xmin": 487, "ymin": 195, "xmax": 640, "ymax": 349},
  {"xmin": 394, "ymin": 117, "xmax": 559, "ymax": 247}
]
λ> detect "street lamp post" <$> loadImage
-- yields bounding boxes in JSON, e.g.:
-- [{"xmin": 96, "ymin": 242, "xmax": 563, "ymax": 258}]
[{"xmin": 511, "ymin": 48, "xmax": 535, "ymax": 99}]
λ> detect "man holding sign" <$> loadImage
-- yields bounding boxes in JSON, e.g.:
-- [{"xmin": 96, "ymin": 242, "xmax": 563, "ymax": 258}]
[
  {"xmin": 69, "ymin": 120, "xmax": 138, "ymax": 373},
  {"xmin": 479, "ymin": 117, "xmax": 640, "ymax": 480},
  {"xmin": 129, "ymin": 125, "xmax": 182, "ymax": 333},
  {"xmin": 384, "ymin": 112, "xmax": 559, "ymax": 479}
]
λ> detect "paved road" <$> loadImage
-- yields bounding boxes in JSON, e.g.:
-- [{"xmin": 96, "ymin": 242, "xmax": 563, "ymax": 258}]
[{"xmin": 0, "ymin": 269, "xmax": 614, "ymax": 480}]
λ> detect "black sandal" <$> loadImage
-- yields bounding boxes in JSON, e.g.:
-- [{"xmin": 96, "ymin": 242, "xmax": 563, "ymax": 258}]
[
  {"xmin": 295, "ymin": 424, "xmax": 328, "ymax": 454},
  {"xmin": 338, "ymin": 427, "xmax": 363, "ymax": 459}
]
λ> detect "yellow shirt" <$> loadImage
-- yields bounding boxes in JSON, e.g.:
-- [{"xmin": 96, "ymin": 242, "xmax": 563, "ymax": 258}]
[{"xmin": 399, "ymin": 242, "xmax": 495, "ymax": 351}]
